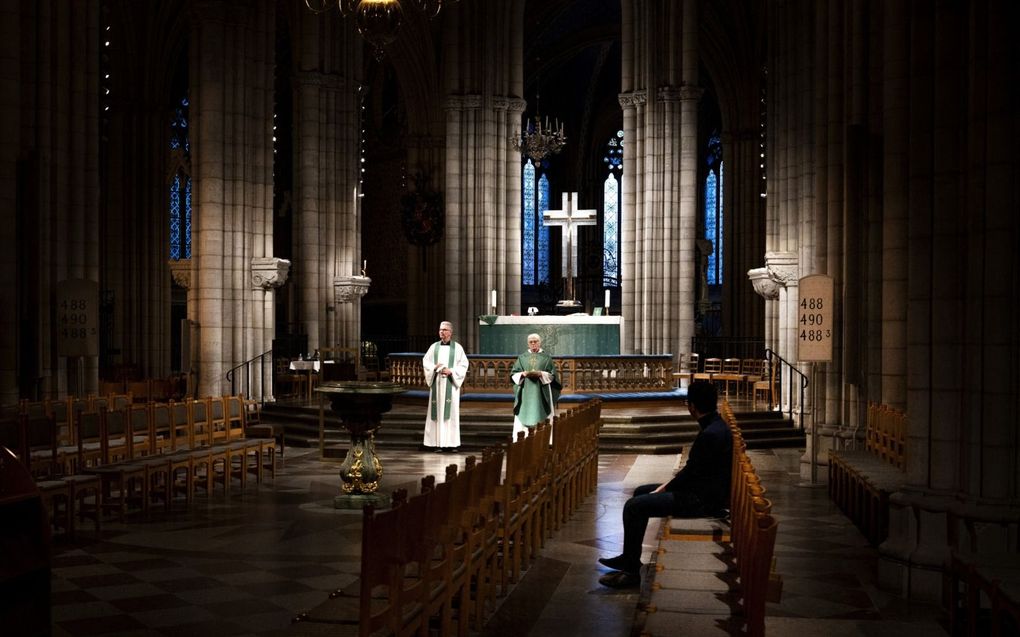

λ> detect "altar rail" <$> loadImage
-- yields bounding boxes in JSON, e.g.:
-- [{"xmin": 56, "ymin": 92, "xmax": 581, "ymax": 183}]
[{"xmin": 387, "ymin": 354, "xmax": 673, "ymax": 394}]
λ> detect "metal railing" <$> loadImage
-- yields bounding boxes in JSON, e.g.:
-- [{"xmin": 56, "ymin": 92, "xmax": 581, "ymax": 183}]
[
  {"xmin": 765, "ymin": 348, "xmax": 808, "ymax": 426},
  {"xmin": 226, "ymin": 349, "xmax": 273, "ymax": 402}
]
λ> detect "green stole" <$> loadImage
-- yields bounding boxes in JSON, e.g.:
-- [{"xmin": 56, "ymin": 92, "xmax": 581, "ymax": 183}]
[{"xmin": 430, "ymin": 340, "xmax": 457, "ymax": 421}]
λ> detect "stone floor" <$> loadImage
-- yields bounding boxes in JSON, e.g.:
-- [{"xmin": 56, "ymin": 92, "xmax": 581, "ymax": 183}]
[{"xmin": 47, "ymin": 445, "xmax": 950, "ymax": 636}]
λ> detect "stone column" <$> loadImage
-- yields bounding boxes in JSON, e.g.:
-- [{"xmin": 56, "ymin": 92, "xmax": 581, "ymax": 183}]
[
  {"xmin": 250, "ymin": 258, "xmax": 289, "ymax": 401},
  {"xmin": 0, "ymin": 0, "xmax": 19, "ymax": 403},
  {"xmin": 189, "ymin": 0, "xmax": 275, "ymax": 397}
]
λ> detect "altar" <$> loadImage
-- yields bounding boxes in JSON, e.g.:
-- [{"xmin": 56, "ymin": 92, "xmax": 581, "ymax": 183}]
[{"xmin": 478, "ymin": 315, "xmax": 624, "ymax": 355}]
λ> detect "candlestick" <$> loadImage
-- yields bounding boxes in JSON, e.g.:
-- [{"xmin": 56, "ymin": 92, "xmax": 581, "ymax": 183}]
[
  {"xmin": 605, "ymin": 289, "xmax": 610, "ymax": 310},
  {"xmin": 491, "ymin": 289, "xmax": 497, "ymax": 314},
  {"xmin": 362, "ymin": 259, "xmax": 367, "ymax": 276}
]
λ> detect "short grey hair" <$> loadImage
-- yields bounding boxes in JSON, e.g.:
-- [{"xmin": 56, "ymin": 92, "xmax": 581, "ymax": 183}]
[
  {"xmin": 440, "ymin": 321, "xmax": 454, "ymax": 331},
  {"xmin": 527, "ymin": 333, "xmax": 541, "ymax": 343}
]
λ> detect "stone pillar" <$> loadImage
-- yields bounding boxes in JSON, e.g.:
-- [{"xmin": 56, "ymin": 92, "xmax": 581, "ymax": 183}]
[
  {"xmin": 618, "ymin": 2, "xmax": 699, "ymax": 357},
  {"xmin": 11, "ymin": 0, "xmax": 101, "ymax": 398},
  {"xmin": 250, "ymin": 258, "xmax": 289, "ymax": 401},
  {"xmin": 292, "ymin": 69, "xmax": 362, "ymax": 353},
  {"xmin": 435, "ymin": 1, "xmax": 523, "ymax": 349},
  {"xmin": 189, "ymin": 0, "xmax": 276, "ymax": 397}
]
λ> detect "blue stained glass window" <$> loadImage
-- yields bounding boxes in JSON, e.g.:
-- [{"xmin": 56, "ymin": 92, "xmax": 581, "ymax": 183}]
[
  {"xmin": 184, "ymin": 176, "xmax": 192, "ymax": 259},
  {"xmin": 603, "ymin": 173, "xmax": 619, "ymax": 286},
  {"xmin": 170, "ymin": 174, "xmax": 181, "ymax": 260},
  {"xmin": 603, "ymin": 130, "xmax": 623, "ymax": 288},
  {"xmin": 168, "ymin": 95, "xmax": 191, "ymax": 261},
  {"xmin": 523, "ymin": 160, "xmax": 536, "ymax": 285},
  {"xmin": 537, "ymin": 174, "xmax": 550, "ymax": 284},
  {"xmin": 705, "ymin": 170, "xmax": 718, "ymax": 284},
  {"xmin": 705, "ymin": 132, "xmax": 723, "ymax": 286}
]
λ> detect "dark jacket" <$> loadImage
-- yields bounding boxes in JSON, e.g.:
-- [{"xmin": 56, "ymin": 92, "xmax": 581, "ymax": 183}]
[{"xmin": 663, "ymin": 410, "xmax": 732, "ymax": 512}]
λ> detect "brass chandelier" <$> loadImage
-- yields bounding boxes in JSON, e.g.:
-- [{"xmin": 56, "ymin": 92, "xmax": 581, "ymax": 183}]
[
  {"xmin": 512, "ymin": 115, "xmax": 567, "ymax": 163},
  {"xmin": 304, "ymin": 0, "xmax": 458, "ymax": 57}
]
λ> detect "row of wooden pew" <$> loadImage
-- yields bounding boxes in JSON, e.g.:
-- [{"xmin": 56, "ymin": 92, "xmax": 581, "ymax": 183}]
[
  {"xmin": 0, "ymin": 395, "xmax": 276, "ymax": 539},
  {"xmin": 291, "ymin": 400, "xmax": 602, "ymax": 636},
  {"xmin": 646, "ymin": 401, "xmax": 781, "ymax": 637},
  {"xmin": 827, "ymin": 401, "xmax": 907, "ymax": 545}
]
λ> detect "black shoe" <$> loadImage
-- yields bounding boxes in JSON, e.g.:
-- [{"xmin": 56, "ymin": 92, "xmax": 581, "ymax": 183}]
[
  {"xmin": 448, "ymin": 447, "xmax": 460, "ymax": 453},
  {"xmin": 598, "ymin": 555, "xmax": 639, "ymax": 573},
  {"xmin": 599, "ymin": 571, "xmax": 641, "ymax": 589},
  {"xmin": 432, "ymin": 447, "xmax": 443, "ymax": 453}
]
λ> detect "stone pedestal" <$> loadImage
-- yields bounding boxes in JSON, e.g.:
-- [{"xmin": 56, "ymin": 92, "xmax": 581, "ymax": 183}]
[{"xmin": 314, "ymin": 381, "xmax": 404, "ymax": 509}]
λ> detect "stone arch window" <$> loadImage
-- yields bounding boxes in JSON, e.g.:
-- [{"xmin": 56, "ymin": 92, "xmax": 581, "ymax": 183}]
[
  {"xmin": 522, "ymin": 159, "xmax": 551, "ymax": 285},
  {"xmin": 168, "ymin": 96, "xmax": 192, "ymax": 261},
  {"xmin": 602, "ymin": 130, "xmax": 623, "ymax": 287},
  {"xmin": 704, "ymin": 131, "xmax": 723, "ymax": 285}
]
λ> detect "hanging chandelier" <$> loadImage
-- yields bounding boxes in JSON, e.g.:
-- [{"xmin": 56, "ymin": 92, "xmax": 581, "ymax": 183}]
[
  {"xmin": 512, "ymin": 115, "xmax": 566, "ymax": 163},
  {"xmin": 304, "ymin": 0, "xmax": 457, "ymax": 58}
]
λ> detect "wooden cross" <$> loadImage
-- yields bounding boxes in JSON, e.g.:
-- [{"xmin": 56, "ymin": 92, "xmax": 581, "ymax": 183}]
[{"xmin": 543, "ymin": 192, "xmax": 597, "ymax": 299}]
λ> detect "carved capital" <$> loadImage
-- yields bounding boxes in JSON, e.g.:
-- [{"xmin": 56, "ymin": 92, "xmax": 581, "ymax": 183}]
[
  {"xmin": 334, "ymin": 275, "xmax": 372, "ymax": 303},
  {"xmin": 618, "ymin": 90, "xmax": 647, "ymax": 109},
  {"xmin": 251, "ymin": 257, "xmax": 291, "ymax": 290},
  {"xmin": 493, "ymin": 96, "xmax": 527, "ymax": 114},
  {"xmin": 678, "ymin": 85, "xmax": 705, "ymax": 101},
  {"xmin": 444, "ymin": 94, "xmax": 483, "ymax": 111},
  {"xmin": 169, "ymin": 259, "xmax": 191, "ymax": 290},
  {"xmin": 765, "ymin": 251, "xmax": 799, "ymax": 287},
  {"xmin": 748, "ymin": 267, "xmax": 780, "ymax": 300}
]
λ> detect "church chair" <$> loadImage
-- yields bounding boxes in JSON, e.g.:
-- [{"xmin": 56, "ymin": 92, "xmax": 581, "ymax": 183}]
[
  {"xmin": 127, "ymin": 380, "xmax": 150, "ymax": 403},
  {"xmin": 73, "ymin": 411, "xmax": 105, "ymax": 472},
  {"xmin": 62, "ymin": 472, "xmax": 102, "ymax": 539},
  {"xmin": 36, "ymin": 477, "xmax": 73, "ymax": 538},
  {"xmin": 740, "ymin": 358, "xmax": 765, "ymax": 398},
  {"xmin": 313, "ymin": 499, "xmax": 426, "ymax": 637},
  {"xmin": 752, "ymin": 360, "xmax": 775, "ymax": 410},
  {"xmin": 102, "ymin": 407, "xmax": 131, "ymax": 464},
  {"xmin": 694, "ymin": 357, "xmax": 722, "ymax": 385},
  {"xmin": 23, "ymin": 414, "xmax": 63, "ymax": 479},
  {"xmin": 149, "ymin": 401, "xmax": 173, "ymax": 455},
  {"xmin": 673, "ymin": 352, "xmax": 700, "ymax": 387},
  {"xmin": 473, "ymin": 449, "xmax": 505, "ymax": 623},
  {"xmin": 713, "ymin": 358, "xmax": 745, "ymax": 397},
  {"xmin": 125, "ymin": 402, "xmax": 152, "ymax": 458},
  {"xmin": 166, "ymin": 400, "xmax": 200, "ymax": 500},
  {"xmin": 243, "ymin": 397, "xmax": 285, "ymax": 467}
]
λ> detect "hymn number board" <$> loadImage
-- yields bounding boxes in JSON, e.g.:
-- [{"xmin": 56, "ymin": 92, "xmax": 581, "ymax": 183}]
[
  {"xmin": 56, "ymin": 279, "xmax": 99, "ymax": 357},
  {"xmin": 797, "ymin": 274, "xmax": 833, "ymax": 362}
]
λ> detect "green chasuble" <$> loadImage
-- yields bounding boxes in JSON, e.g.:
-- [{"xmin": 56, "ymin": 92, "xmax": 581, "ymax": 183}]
[{"xmin": 511, "ymin": 350, "xmax": 562, "ymax": 427}]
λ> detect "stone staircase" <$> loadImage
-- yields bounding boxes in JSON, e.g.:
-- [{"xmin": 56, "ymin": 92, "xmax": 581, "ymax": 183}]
[{"xmin": 260, "ymin": 398, "xmax": 804, "ymax": 455}]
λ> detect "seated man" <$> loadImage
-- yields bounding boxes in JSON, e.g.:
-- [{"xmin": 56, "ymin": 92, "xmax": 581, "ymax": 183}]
[{"xmin": 598, "ymin": 380, "xmax": 732, "ymax": 587}]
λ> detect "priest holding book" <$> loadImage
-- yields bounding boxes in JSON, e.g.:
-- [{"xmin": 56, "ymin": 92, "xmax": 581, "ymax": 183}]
[{"xmin": 510, "ymin": 333, "xmax": 562, "ymax": 438}]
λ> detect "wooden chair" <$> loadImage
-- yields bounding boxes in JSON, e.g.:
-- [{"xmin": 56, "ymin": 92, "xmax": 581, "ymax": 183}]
[
  {"xmin": 740, "ymin": 358, "xmax": 765, "ymax": 398},
  {"xmin": 752, "ymin": 360, "xmax": 775, "ymax": 410},
  {"xmin": 713, "ymin": 358, "xmax": 745, "ymax": 397},
  {"xmin": 694, "ymin": 357, "xmax": 721, "ymax": 383}
]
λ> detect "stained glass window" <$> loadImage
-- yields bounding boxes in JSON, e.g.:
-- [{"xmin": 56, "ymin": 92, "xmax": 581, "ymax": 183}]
[
  {"xmin": 523, "ymin": 160, "xmax": 536, "ymax": 285},
  {"xmin": 169, "ymin": 96, "xmax": 192, "ymax": 261},
  {"xmin": 537, "ymin": 174, "xmax": 550, "ymax": 284},
  {"xmin": 522, "ymin": 159, "xmax": 551, "ymax": 286},
  {"xmin": 603, "ymin": 130, "xmax": 623, "ymax": 288},
  {"xmin": 704, "ymin": 132, "xmax": 723, "ymax": 285}
]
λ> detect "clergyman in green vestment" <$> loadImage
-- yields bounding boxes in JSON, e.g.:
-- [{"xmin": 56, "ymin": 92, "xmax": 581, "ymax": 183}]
[{"xmin": 510, "ymin": 333, "xmax": 561, "ymax": 438}]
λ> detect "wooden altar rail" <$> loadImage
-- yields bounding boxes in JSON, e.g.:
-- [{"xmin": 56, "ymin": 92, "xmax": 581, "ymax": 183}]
[{"xmin": 387, "ymin": 354, "xmax": 673, "ymax": 394}]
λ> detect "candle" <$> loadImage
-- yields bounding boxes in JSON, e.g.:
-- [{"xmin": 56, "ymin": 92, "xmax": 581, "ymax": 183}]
[
  {"xmin": 491, "ymin": 289, "xmax": 497, "ymax": 313},
  {"xmin": 605, "ymin": 289, "xmax": 610, "ymax": 309}
]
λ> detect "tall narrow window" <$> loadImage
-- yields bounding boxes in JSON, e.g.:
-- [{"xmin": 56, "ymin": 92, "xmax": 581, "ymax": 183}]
[
  {"xmin": 602, "ymin": 130, "xmax": 623, "ymax": 287},
  {"xmin": 704, "ymin": 132, "xmax": 723, "ymax": 285},
  {"xmin": 522, "ymin": 159, "xmax": 551, "ymax": 285},
  {"xmin": 169, "ymin": 96, "xmax": 192, "ymax": 260}
]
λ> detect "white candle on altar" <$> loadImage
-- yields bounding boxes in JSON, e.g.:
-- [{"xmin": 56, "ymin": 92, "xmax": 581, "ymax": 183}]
[
  {"xmin": 605, "ymin": 289, "xmax": 610, "ymax": 309},
  {"xmin": 491, "ymin": 289, "xmax": 497, "ymax": 313},
  {"xmin": 362, "ymin": 259, "xmax": 367, "ymax": 275}
]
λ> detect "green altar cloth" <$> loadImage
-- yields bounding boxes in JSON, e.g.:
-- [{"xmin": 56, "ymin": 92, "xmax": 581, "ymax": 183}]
[{"xmin": 478, "ymin": 316, "xmax": 623, "ymax": 355}]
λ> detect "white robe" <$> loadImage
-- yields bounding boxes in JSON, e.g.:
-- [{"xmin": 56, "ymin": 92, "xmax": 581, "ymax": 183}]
[{"xmin": 422, "ymin": 341, "xmax": 469, "ymax": 448}]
